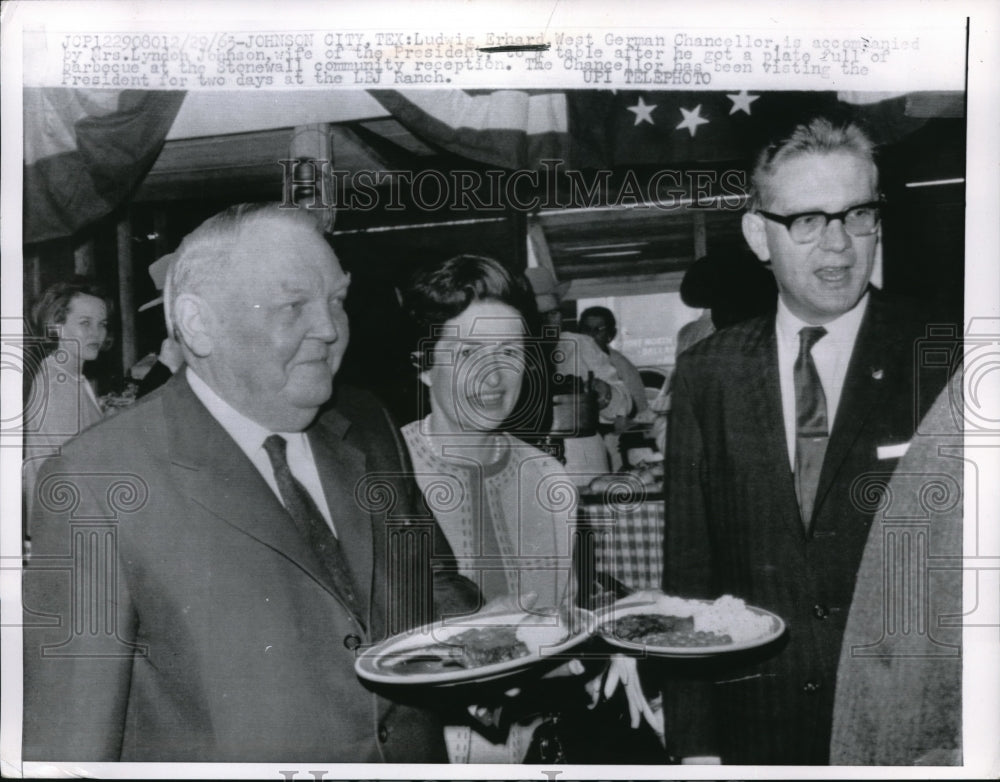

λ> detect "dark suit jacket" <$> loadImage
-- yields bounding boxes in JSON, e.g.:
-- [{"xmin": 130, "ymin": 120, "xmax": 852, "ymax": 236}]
[
  {"xmin": 23, "ymin": 372, "xmax": 476, "ymax": 762},
  {"xmin": 661, "ymin": 290, "xmax": 948, "ymax": 764}
]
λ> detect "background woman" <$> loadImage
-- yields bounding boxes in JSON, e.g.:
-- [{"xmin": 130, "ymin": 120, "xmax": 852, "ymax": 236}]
[{"xmin": 23, "ymin": 277, "xmax": 113, "ymax": 521}]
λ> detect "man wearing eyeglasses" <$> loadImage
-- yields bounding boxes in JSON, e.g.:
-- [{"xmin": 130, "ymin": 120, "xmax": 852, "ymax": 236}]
[{"xmin": 660, "ymin": 117, "xmax": 948, "ymax": 765}]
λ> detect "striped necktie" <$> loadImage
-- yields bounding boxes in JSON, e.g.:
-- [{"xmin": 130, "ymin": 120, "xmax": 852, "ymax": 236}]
[
  {"xmin": 794, "ymin": 326, "xmax": 828, "ymax": 530},
  {"xmin": 263, "ymin": 434, "xmax": 363, "ymax": 625}
]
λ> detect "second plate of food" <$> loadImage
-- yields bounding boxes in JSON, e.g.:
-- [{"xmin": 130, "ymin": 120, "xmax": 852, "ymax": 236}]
[{"xmin": 596, "ymin": 592, "xmax": 785, "ymax": 658}]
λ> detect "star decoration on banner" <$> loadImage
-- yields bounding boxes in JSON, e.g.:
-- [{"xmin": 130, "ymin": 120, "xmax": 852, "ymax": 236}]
[
  {"xmin": 727, "ymin": 90, "xmax": 760, "ymax": 116},
  {"xmin": 676, "ymin": 104, "xmax": 710, "ymax": 137},
  {"xmin": 627, "ymin": 96, "xmax": 657, "ymax": 126}
]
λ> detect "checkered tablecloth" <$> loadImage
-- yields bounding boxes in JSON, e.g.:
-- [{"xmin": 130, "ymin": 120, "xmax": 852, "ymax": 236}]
[{"xmin": 577, "ymin": 493, "xmax": 665, "ymax": 592}]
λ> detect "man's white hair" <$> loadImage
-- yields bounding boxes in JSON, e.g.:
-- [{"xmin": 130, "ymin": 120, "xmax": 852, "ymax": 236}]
[{"xmin": 163, "ymin": 203, "xmax": 322, "ymax": 336}]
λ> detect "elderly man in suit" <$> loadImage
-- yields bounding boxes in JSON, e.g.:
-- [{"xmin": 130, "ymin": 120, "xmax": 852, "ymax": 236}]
[
  {"xmin": 660, "ymin": 117, "xmax": 947, "ymax": 764},
  {"xmin": 23, "ymin": 204, "xmax": 475, "ymax": 762}
]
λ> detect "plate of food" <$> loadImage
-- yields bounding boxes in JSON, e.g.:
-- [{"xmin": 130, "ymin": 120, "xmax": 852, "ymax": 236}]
[
  {"xmin": 355, "ymin": 607, "xmax": 595, "ymax": 687},
  {"xmin": 596, "ymin": 592, "xmax": 785, "ymax": 658}
]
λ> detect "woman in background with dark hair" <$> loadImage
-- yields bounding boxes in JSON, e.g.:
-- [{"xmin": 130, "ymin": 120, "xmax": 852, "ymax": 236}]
[{"xmin": 23, "ymin": 277, "xmax": 114, "ymax": 519}]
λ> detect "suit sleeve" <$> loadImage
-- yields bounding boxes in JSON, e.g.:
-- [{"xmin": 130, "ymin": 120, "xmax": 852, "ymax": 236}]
[
  {"xmin": 22, "ymin": 458, "xmax": 138, "ymax": 761},
  {"xmin": 660, "ymin": 356, "xmax": 719, "ymax": 760}
]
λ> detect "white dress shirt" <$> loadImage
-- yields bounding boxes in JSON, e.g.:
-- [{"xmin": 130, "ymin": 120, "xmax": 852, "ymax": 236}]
[
  {"xmin": 186, "ymin": 368, "xmax": 337, "ymax": 534},
  {"xmin": 775, "ymin": 293, "xmax": 869, "ymax": 469}
]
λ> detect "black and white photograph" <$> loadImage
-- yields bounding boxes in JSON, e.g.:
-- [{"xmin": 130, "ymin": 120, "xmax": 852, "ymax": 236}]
[{"xmin": 2, "ymin": 1, "xmax": 998, "ymax": 778}]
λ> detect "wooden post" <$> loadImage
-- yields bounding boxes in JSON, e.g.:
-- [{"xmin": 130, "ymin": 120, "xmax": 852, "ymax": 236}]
[
  {"xmin": 692, "ymin": 210, "xmax": 707, "ymax": 260},
  {"xmin": 116, "ymin": 215, "xmax": 136, "ymax": 372},
  {"xmin": 152, "ymin": 208, "xmax": 169, "ymax": 258},
  {"xmin": 508, "ymin": 207, "xmax": 527, "ymax": 272},
  {"xmin": 527, "ymin": 217, "xmax": 555, "ymax": 273},
  {"xmin": 24, "ymin": 247, "xmax": 42, "ymax": 307}
]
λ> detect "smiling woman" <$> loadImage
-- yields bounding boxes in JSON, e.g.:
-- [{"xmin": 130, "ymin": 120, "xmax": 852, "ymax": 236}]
[
  {"xmin": 400, "ymin": 255, "xmax": 570, "ymax": 606},
  {"xmin": 399, "ymin": 255, "xmax": 576, "ymax": 763},
  {"xmin": 420, "ymin": 302, "xmax": 528, "ymax": 439}
]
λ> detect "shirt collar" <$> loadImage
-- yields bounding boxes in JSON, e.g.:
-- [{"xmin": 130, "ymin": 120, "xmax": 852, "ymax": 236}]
[
  {"xmin": 186, "ymin": 367, "xmax": 305, "ymax": 453},
  {"xmin": 775, "ymin": 290, "xmax": 870, "ymax": 346}
]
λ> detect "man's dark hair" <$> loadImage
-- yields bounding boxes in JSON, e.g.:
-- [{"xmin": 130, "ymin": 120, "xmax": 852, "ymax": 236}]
[{"xmin": 578, "ymin": 306, "xmax": 616, "ymax": 333}]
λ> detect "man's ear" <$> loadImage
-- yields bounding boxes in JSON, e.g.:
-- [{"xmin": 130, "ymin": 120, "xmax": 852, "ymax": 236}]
[
  {"xmin": 742, "ymin": 212, "xmax": 771, "ymax": 263},
  {"xmin": 173, "ymin": 293, "xmax": 213, "ymax": 358}
]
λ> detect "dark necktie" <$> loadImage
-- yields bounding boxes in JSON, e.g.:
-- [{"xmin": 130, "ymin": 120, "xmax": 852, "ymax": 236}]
[
  {"xmin": 794, "ymin": 326, "xmax": 828, "ymax": 530},
  {"xmin": 262, "ymin": 434, "xmax": 363, "ymax": 625}
]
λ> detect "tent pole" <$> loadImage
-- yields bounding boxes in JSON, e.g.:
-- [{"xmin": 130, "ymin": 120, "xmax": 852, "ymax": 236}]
[
  {"xmin": 289, "ymin": 123, "xmax": 334, "ymax": 233},
  {"xmin": 116, "ymin": 214, "xmax": 136, "ymax": 374},
  {"xmin": 692, "ymin": 210, "xmax": 707, "ymax": 260}
]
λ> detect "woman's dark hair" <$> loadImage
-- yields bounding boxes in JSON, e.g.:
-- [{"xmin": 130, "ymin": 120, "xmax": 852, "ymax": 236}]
[
  {"xmin": 30, "ymin": 276, "xmax": 116, "ymax": 354},
  {"xmin": 401, "ymin": 254, "xmax": 539, "ymax": 369}
]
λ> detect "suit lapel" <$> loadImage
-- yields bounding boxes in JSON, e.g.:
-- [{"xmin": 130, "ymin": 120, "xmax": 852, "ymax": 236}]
[
  {"xmin": 740, "ymin": 316, "xmax": 802, "ymax": 531},
  {"xmin": 744, "ymin": 318, "xmax": 790, "ymax": 468},
  {"xmin": 813, "ymin": 294, "xmax": 895, "ymax": 519},
  {"xmin": 162, "ymin": 373, "xmax": 345, "ymax": 601},
  {"xmin": 309, "ymin": 413, "xmax": 374, "ymax": 613}
]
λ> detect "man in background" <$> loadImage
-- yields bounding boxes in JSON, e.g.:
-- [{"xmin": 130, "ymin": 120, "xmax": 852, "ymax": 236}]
[
  {"xmin": 661, "ymin": 117, "xmax": 947, "ymax": 764},
  {"xmin": 674, "ymin": 248, "xmax": 777, "ymax": 359},
  {"xmin": 133, "ymin": 251, "xmax": 183, "ymax": 397},
  {"xmin": 578, "ymin": 305, "xmax": 655, "ymax": 468},
  {"xmin": 578, "ymin": 306, "xmax": 651, "ymax": 423},
  {"xmin": 525, "ymin": 266, "xmax": 628, "ymax": 482}
]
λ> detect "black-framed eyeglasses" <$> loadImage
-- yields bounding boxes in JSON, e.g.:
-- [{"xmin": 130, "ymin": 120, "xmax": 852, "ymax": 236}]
[{"xmin": 756, "ymin": 200, "xmax": 883, "ymax": 244}]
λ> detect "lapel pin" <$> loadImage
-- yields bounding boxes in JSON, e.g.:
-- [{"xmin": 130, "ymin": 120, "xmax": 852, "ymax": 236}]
[{"xmin": 871, "ymin": 368, "xmax": 884, "ymax": 381}]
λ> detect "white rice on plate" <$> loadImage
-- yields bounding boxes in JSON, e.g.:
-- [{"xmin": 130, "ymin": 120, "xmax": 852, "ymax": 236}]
[{"xmin": 648, "ymin": 593, "xmax": 774, "ymax": 644}]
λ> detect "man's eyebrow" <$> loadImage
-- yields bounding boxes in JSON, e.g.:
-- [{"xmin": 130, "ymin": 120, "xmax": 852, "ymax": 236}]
[
  {"xmin": 273, "ymin": 279, "xmax": 350, "ymax": 297},
  {"xmin": 273, "ymin": 285, "xmax": 311, "ymax": 299}
]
